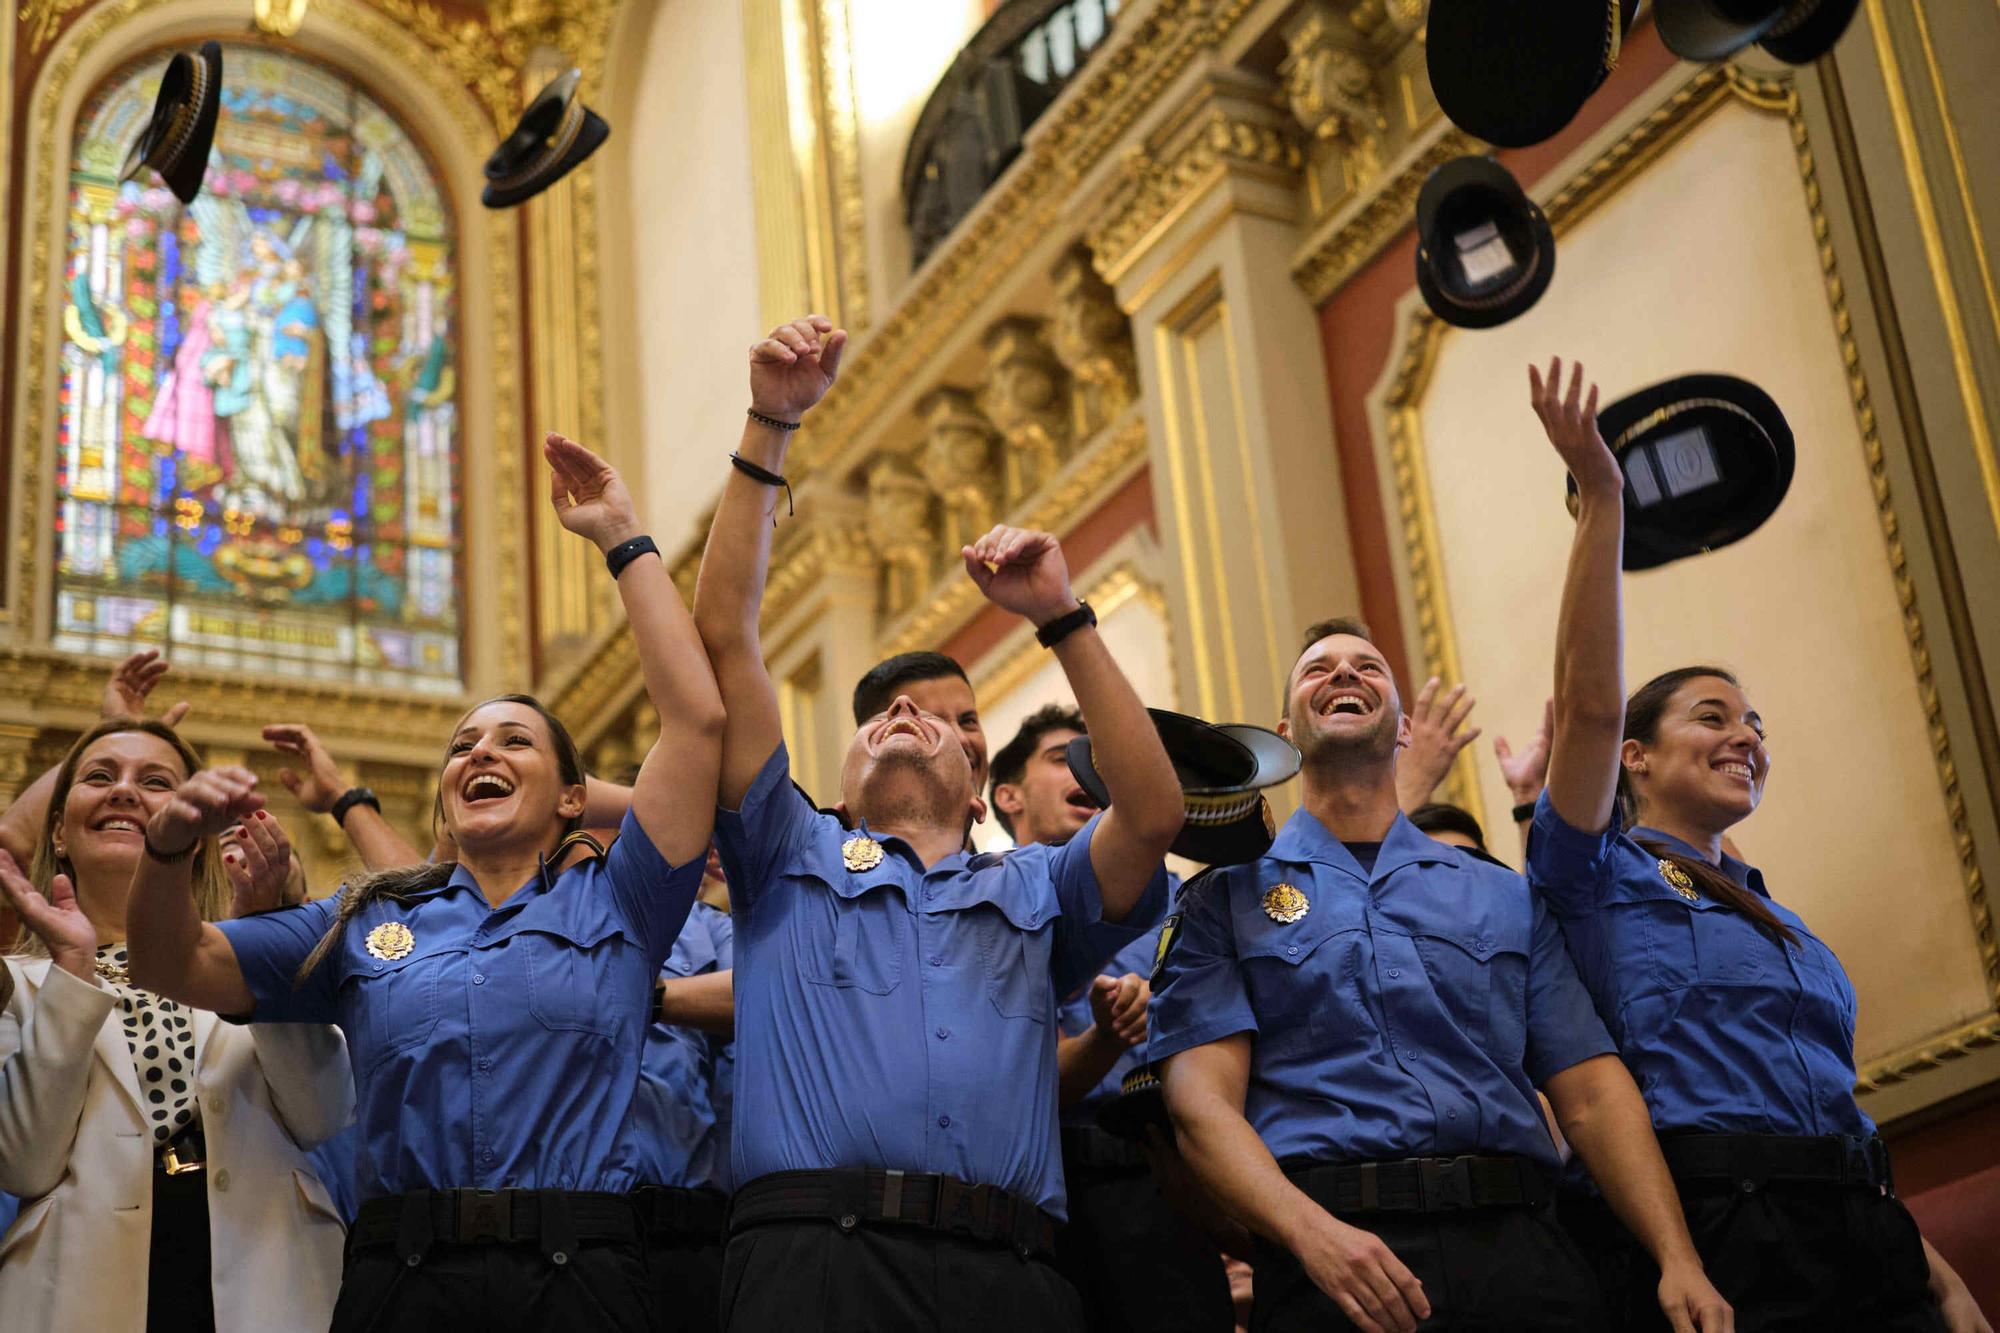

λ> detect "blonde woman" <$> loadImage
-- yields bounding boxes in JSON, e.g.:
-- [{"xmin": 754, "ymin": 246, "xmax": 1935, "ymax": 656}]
[{"xmin": 0, "ymin": 712, "xmax": 352, "ymax": 1331}]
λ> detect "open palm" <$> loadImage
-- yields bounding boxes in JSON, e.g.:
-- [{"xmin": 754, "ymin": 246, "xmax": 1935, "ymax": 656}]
[
  {"xmin": 545, "ymin": 432, "xmax": 639, "ymax": 551},
  {"xmin": 0, "ymin": 852, "xmax": 95, "ymax": 975}
]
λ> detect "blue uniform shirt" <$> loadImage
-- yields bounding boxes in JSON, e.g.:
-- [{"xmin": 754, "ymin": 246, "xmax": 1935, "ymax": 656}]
[
  {"xmin": 1057, "ymin": 926, "xmax": 1166, "ymax": 1128},
  {"xmin": 716, "ymin": 742, "xmax": 1169, "ymax": 1218},
  {"xmin": 1528, "ymin": 794, "xmax": 1872, "ymax": 1139},
  {"xmin": 631, "ymin": 900, "xmax": 736, "ymax": 1192},
  {"xmin": 1149, "ymin": 808, "xmax": 1613, "ymax": 1174},
  {"xmin": 219, "ymin": 809, "xmax": 701, "ymax": 1199}
]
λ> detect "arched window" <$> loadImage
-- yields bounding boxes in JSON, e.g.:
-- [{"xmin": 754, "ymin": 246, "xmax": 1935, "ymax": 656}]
[{"xmin": 55, "ymin": 44, "xmax": 461, "ymax": 692}]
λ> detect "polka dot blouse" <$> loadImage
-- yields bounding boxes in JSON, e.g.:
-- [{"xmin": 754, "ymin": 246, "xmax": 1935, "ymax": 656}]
[{"xmin": 98, "ymin": 944, "xmax": 199, "ymax": 1143}]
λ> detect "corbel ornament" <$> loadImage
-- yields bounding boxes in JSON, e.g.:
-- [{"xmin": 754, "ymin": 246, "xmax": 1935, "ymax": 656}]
[
  {"xmin": 1379, "ymin": 62, "xmax": 1996, "ymax": 1093},
  {"xmin": 918, "ymin": 387, "xmax": 1001, "ymax": 557},
  {"xmin": 1048, "ymin": 246, "xmax": 1138, "ymax": 435},
  {"xmin": 980, "ymin": 317, "xmax": 1073, "ymax": 507},
  {"xmin": 1291, "ymin": 121, "xmax": 1481, "ymax": 306},
  {"xmin": 866, "ymin": 458, "xmax": 939, "ymax": 618}
]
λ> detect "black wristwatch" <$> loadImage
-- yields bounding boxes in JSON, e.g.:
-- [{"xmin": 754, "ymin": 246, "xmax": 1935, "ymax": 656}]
[
  {"xmin": 1035, "ymin": 600, "xmax": 1097, "ymax": 649},
  {"xmin": 1511, "ymin": 799, "xmax": 1538, "ymax": 824},
  {"xmin": 331, "ymin": 787, "xmax": 381, "ymax": 827}
]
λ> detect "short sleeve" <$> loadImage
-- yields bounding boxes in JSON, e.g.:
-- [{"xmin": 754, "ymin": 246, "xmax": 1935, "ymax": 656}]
[
  {"xmin": 1146, "ymin": 873, "xmax": 1256, "ymax": 1064},
  {"xmin": 1522, "ymin": 894, "xmax": 1616, "ymax": 1086},
  {"xmin": 604, "ymin": 806, "xmax": 703, "ymax": 967},
  {"xmin": 714, "ymin": 742, "xmax": 818, "ymax": 913},
  {"xmin": 1527, "ymin": 789, "xmax": 1623, "ymax": 920},
  {"xmin": 1046, "ymin": 810, "xmax": 1170, "ymax": 998},
  {"xmin": 217, "ymin": 896, "xmax": 343, "ymax": 1024}
]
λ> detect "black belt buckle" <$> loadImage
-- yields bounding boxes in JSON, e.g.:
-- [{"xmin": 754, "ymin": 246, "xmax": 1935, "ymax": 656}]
[
  {"xmin": 938, "ymin": 1179, "xmax": 991, "ymax": 1237},
  {"xmin": 454, "ymin": 1188, "xmax": 509, "ymax": 1242},
  {"xmin": 1418, "ymin": 1157, "xmax": 1474, "ymax": 1212}
]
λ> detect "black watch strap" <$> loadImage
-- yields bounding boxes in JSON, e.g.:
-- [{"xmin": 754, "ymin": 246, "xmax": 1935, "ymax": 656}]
[
  {"xmin": 605, "ymin": 535, "xmax": 659, "ymax": 579},
  {"xmin": 1035, "ymin": 601, "xmax": 1097, "ymax": 649},
  {"xmin": 331, "ymin": 787, "xmax": 381, "ymax": 826},
  {"xmin": 1511, "ymin": 799, "xmax": 1538, "ymax": 824}
]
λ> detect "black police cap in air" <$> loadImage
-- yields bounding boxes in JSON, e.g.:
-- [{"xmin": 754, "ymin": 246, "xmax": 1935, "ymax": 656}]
[
  {"xmin": 1415, "ymin": 155, "xmax": 1556, "ymax": 330},
  {"xmin": 119, "ymin": 42, "xmax": 223, "ymax": 205},
  {"xmin": 482, "ymin": 68, "xmax": 611, "ymax": 209},
  {"xmin": 1427, "ymin": 0, "xmax": 1639, "ymax": 149}
]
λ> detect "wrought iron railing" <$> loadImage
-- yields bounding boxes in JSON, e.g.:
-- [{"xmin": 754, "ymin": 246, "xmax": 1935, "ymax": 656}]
[{"xmin": 902, "ymin": 0, "xmax": 1120, "ymax": 266}]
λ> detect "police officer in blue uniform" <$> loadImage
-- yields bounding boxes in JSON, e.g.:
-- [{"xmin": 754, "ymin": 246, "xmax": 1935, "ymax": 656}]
[
  {"xmin": 1524, "ymin": 357, "xmax": 1985, "ymax": 1332},
  {"xmin": 1148, "ymin": 614, "xmax": 1731, "ymax": 1333},
  {"xmin": 126, "ymin": 430, "xmax": 725, "ymax": 1331},
  {"xmin": 991, "ymin": 704, "xmax": 1235, "ymax": 1332},
  {"xmin": 693, "ymin": 315, "xmax": 1185, "ymax": 1332}
]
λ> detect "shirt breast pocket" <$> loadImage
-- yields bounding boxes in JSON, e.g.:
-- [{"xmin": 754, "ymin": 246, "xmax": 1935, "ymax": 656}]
[
  {"xmin": 1683, "ymin": 899, "xmax": 1771, "ymax": 986},
  {"xmin": 797, "ymin": 875, "xmax": 907, "ymax": 996},
  {"xmin": 979, "ymin": 908, "xmax": 1055, "ymax": 1024},
  {"xmin": 1413, "ymin": 920, "xmax": 1530, "ymax": 1064},
  {"xmin": 525, "ymin": 919, "xmax": 628, "ymax": 1038},
  {"xmin": 1240, "ymin": 920, "xmax": 1359, "ymax": 1055},
  {"xmin": 343, "ymin": 946, "xmax": 453, "ymax": 1068}
]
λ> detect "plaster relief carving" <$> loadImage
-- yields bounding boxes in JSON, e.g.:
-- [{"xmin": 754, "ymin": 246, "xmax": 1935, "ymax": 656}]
[
  {"xmin": 918, "ymin": 387, "xmax": 1000, "ymax": 558},
  {"xmin": 1049, "ymin": 248, "xmax": 1137, "ymax": 437},
  {"xmin": 867, "ymin": 459, "xmax": 938, "ymax": 617},
  {"xmin": 980, "ymin": 316, "xmax": 1072, "ymax": 508}
]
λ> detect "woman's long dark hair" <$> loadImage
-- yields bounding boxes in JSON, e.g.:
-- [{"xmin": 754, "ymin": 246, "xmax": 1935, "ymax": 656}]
[
  {"xmin": 294, "ymin": 694, "xmax": 590, "ymax": 983},
  {"xmin": 1619, "ymin": 666, "xmax": 1796, "ymax": 948}
]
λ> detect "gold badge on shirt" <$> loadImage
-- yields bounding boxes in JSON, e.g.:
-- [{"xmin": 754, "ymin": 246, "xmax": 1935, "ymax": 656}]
[
  {"xmin": 1263, "ymin": 883, "xmax": 1310, "ymax": 924},
  {"xmin": 1658, "ymin": 859, "xmax": 1699, "ymax": 902},
  {"xmin": 842, "ymin": 835, "xmax": 885, "ymax": 873},
  {"xmin": 364, "ymin": 921, "xmax": 415, "ymax": 961}
]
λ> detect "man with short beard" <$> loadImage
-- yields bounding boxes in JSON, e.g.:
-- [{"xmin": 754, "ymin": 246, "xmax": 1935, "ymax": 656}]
[
  {"xmin": 991, "ymin": 704, "xmax": 1236, "ymax": 1333},
  {"xmin": 694, "ymin": 315, "xmax": 1185, "ymax": 1333},
  {"xmin": 1148, "ymin": 618, "xmax": 1731, "ymax": 1333}
]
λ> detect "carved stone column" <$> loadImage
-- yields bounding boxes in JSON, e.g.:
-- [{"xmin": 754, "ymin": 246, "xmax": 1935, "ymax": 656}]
[
  {"xmin": 867, "ymin": 457, "xmax": 938, "ymax": 618},
  {"xmin": 918, "ymin": 387, "xmax": 1000, "ymax": 558},
  {"xmin": 1048, "ymin": 247, "xmax": 1138, "ymax": 438},
  {"xmin": 1087, "ymin": 72, "xmax": 1360, "ymax": 745},
  {"xmin": 980, "ymin": 317, "xmax": 1072, "ymax": 506}
]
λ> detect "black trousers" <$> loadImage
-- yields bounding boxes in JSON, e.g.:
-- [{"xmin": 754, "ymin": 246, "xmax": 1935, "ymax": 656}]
[
  {"xmin": 330, "ymin": 1236, "xmax": 653, "ymax": 1333},
  {"xmin": 644, "ymin": 1231, "xmax": 724, "ymax": 1333},
  {"xmin": 1055, "ymin": 1165, "xmax": 1234, "ymax": 1332},
  {"xmin": 721, "ymin": 1219, "xmax": 1086, "ymax": 1333},
  {"xmin": 149, "ymin": 1162, "xmax": 215, "ymax": 1332},
  {"xmin": 1251, "ymin": 1206, "xmax": 1604, "ymax": 1332},
  {"xmin": 1559, "ymin": 1185, "xmax": 1946, "ymax": 1332}
]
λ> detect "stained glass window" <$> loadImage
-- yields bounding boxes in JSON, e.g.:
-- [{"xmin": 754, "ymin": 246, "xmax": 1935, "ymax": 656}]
[{"xmin": 55, "ymin": 45, "xmax": 462, "ymax": 693}]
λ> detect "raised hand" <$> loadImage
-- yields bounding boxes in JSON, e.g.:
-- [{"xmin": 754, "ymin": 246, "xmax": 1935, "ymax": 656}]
[
  {"xmin": 222, "ymin": 810, "xmax": 300, "ymax": 918},
  {"xmin": 101, "ymin": 648, "xmax": 190, "ymax": 727},
  {"xmin": 0, "ymin": 850, "xmax": 95, "ymax": 981},
  {"xmin": 962, "ymin": 526, "xmax": 1077, "ymax": 627},
  {"xmin": 264, "ymin": 723, "xmax": 348, "ymax": 815},
  {"xmin": 1494, "ymin": 696, "xmax": 1555, "ymax": 803},
  {"xmin": 545, "ymin": 432, "xmax": 641, "ymax": 553},
  {"xmin": 1528, "ymin": 356, "xmax": 1621, "ymax": 499},
  {"xmin": 1294, "ymin": 1210, "xmax": 1430, "ymax": 1333},
  {"xmin": 749, "ymin": 315, "xmax": 847, "ymax": 422},
  {"xmin": 1395, "ymin": 676, "xmax": 1480, "ymax": 810},
  {"xmin": 147, "ymin": 766, "xmax": 264, "ymax": 859}
]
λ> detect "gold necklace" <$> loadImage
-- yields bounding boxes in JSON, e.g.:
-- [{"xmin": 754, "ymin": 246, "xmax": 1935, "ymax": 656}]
[{"xmin": 93, "ymin": 949, "xmax": 130, "ymax": 986}]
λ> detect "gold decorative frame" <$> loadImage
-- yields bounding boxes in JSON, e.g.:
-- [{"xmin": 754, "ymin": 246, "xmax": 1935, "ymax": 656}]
[
  {"xmin": 971, "ymin": 556, "xmax": 1170, "ymax": 708},
  {"xmin": 5, "ymin": 0, "xmax": 532, "ymax": 749},
  {"xmin": 1377, "ymin": 63, "xmax": 1998, "ymax": 1093}
]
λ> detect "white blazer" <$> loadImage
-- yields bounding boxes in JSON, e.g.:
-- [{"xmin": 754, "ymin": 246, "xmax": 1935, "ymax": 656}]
[{"xmin": 0, "ymin": 955, "xmax": 354, "ymax": 1332}]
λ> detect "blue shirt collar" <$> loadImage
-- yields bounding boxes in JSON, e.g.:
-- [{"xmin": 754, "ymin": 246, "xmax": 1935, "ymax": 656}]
[
  {"xmin": 1265, "ymin": 805, "xmax": 1456, "ymax": 882},
  {"xmin": 1631, "ymin": 824, "xmax": 1767, "ymax": 899},
  {"xmin": 849, "ymin": 817, "xmax": 977, "ymax": 878}
]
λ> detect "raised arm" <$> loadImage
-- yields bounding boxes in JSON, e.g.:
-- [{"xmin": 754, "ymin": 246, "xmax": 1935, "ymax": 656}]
[
  {"xmin": 963, "ymin": 526, "xmax": 1182, "ymax": 920},
  {"xmin": 125, "ymin": 767, "xmax": 264, "ymax": 1014},
  {"xmin": 0, "ymin": 649, "xmax": 190, "ymax": 865},
  {"xmin": 1534, "ymin": 358, "xmax": 1627, "ymax": 836},
  {"xmin": 1161, "ymin": 1037, "xmax": 1429, "ymax": 1333},
  {"xmin": 264, "ymin": 723, "xmax": 423, "ymax": 872},
  {"xmin": 1394, "ymin": 677, "xmax": 1481, "ymax": 813},
  {"xmin": 546, "ymin": 432, "xmax": 726, "ymax": 869},
  {"xmin": 693, "ymin": 316, "xmax": 846, "ymax": 808}
]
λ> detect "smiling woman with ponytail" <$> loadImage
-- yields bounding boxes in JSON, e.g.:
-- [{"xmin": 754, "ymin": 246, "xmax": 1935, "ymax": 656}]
[
  {"xmin": 124, "ymin": 432, "xmax": 727, "ymax": 1333},
  {"xmin": 1523, "ymin": 357, "xmax": 1986, "ymax": 1333}
]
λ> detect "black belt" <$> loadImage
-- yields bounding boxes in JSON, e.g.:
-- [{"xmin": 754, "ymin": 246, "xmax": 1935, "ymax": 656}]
[
  {"xmin": 630, "ymin": 1185, "xmax": 728, "ymax": 1242},
  {"xmin": 1283, "ymin": 1155, "xmax": 1548, "ymax": 1216},
  {"xmin": 730, "ymin": 1168, "xmax": 1060, "ymax": 1262},
  {"xmin": 1659, "ymin": 1133, "xmax": 1893, "ymax": 1194},
  {"xmin": 156, "ymin": 1122, "xmax": 207, "ymax": 1176},
  {"xmin": 1061, "ymin": 1124, "xmax": 1147, "ymax": 1173},
  {"xmin": 350, "ymin": 1189, "xmax": 641, "ymax": 1257}
]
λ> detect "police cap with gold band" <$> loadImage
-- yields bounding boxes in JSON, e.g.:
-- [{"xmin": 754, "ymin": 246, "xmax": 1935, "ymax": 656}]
[
  {"xmin": 482, "ymin": 68, "xmax": 610, "ymax": 209},
  {"xmin": 1065, "ymin": 709, "xmax": 1301, "ymax": 868},
  {"xmin": 1426, "ymin": 0, "xmax": 1638, "ymax": 149},
  {"xmin": 1653, "ymin": 0, "xmax": 1860, "ymax": 65},
  {"xmin": 119, "ymin": 41, "xmax": 223, "ymax": 205},
  {"xmin": 1564, "ymin": 372, "xmax": 1795, "ymax": 571},
  {"xmin": 1415, "ymin": 155, "xmax": 1555, "ymax": 331}
]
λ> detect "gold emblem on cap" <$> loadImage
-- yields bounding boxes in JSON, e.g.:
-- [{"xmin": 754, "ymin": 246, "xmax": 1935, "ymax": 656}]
[
  {"xmin": 1658, "ymin": 859, "xmax": 1699, "ymax": 902},
  {"xmin": 364, "ymin": 921, "xmax": 415, "ymax": 961},
  {"xmin": 1263, "ymin": 883, "xmax": 1310, "ymax": 924},
  {"xmin": 842, "ymin": 835, "xmax": 884, "ymax": 873}
]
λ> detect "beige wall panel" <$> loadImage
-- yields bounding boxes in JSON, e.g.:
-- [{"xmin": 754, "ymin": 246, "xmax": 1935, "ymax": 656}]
[
  {"xmin": 1409, "ymin": 98, "xmax": 1988, "ymax": 1064},
  {"xmin": 613, "ymin": 0, "xmax": 763, "ymax": 555}
]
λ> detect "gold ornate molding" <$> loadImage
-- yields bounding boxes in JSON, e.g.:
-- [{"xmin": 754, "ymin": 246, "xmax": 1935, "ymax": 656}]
[
  {"xmin": 971, "ymin": 558, "xmax": 1166, "ymax": 708},
  {"xmin": 1380, "ymin": 62, "xmax": 1997, "ymax": 1093},
  {"xmin": 1292, "ymin": 123, "xmax": 1479, "ymax": 305}
]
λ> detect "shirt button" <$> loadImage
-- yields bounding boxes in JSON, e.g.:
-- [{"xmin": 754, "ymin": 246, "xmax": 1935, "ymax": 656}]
[
  {"xmin": 478, "ymin": 1058, "xmax": 491, "ymax": 1072},
  {"xmin": 1287, "ymin": 946, "xmax": 1299, "ymax": 956},
  {"xmin": 484, "ymin": 1148, "xmax": 495, "ymax": 1162},
  {"xmin": 213, "ymin": 1169, "xmax": 231, "ymax": 1192},
  {"xmin": 1388, "ymin": 968, "xmax": 1401, "ymax": 978},
  {"xmin": 472, "ymin": 974, "xmax": 486, "ymax": 986},
  {"xmin": 937, "ymin": 1115, "xmax": 951, "ymax": 1128},
  {"xmin": 936, "ymin": 1028, "xmax": 949, "ymax": 1040},
  {"xmin": 1447, "ymin": 1109, "xmax": 1459, "ymax": 1120},
  {"xmin": 930, "ymin": 957, "xmax": 943, "ymax": 967}
]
